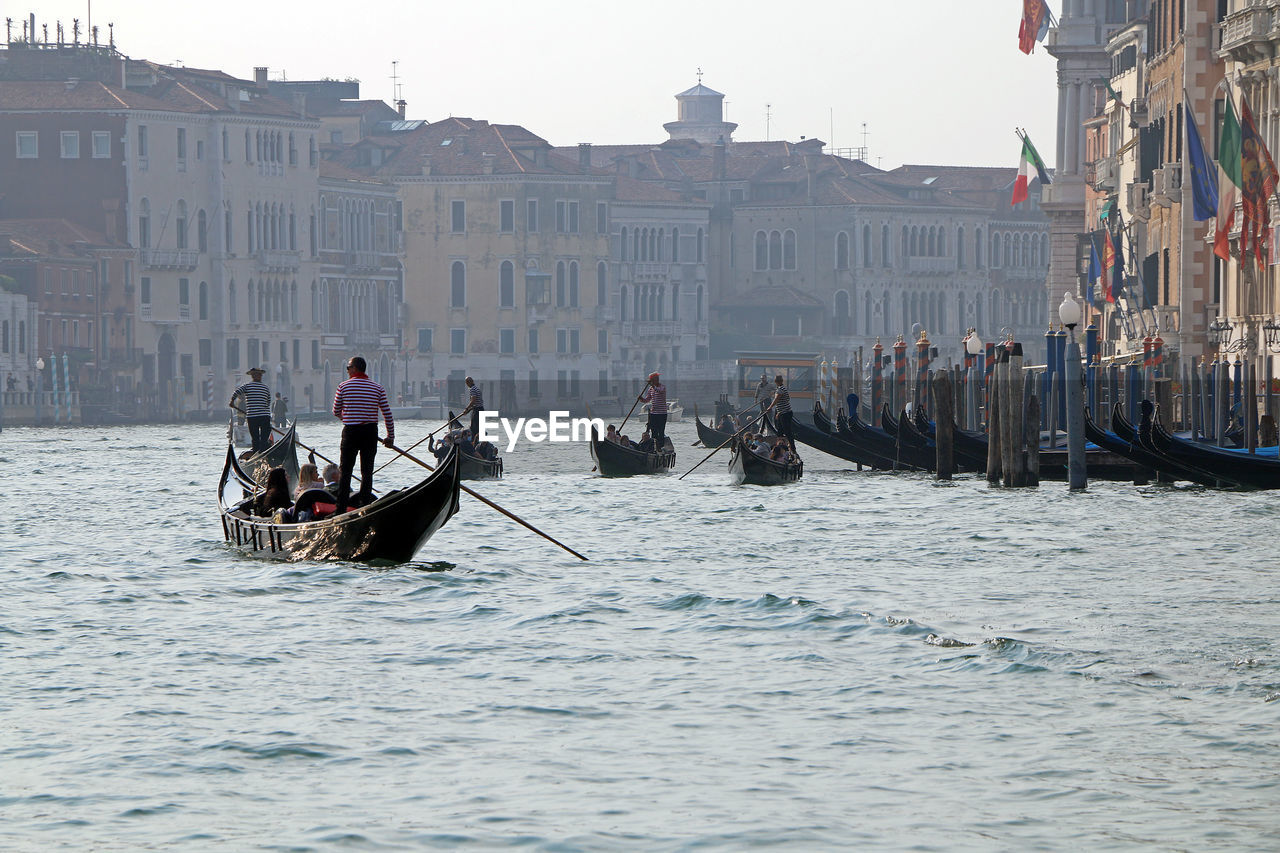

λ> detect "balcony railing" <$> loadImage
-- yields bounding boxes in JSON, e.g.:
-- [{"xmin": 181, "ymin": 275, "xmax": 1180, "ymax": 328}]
[
  {"xmin": 1221, "ymin": 6, "xmax": 1274, "ymax": 60},
  {"xmin": 258, "ymin": 250, "xmax": 301, "ymax": 271},
  {"xmin": 621, "ymin": 321, "xmax": 678, "ymax": 339},
  {"xmin": 631, "ymin": 262, "xmax": 670, "ymax": 279},
  {"xmin": 904, "ymin": 256, "xmax": 953, "ymax": 274},
  {"xmin": 346, "ymin": 250, "xmax": 379, "ymax": 271},
  {"xmin": 141, "ymin": 249, "xmax": 198, "ymax": 270}
]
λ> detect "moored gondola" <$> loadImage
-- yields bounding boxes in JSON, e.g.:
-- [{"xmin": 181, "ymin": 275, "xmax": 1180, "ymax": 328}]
[
  {"xmin": 803, "ymin": 401, "xmax": 903, "ymax": 470},
  {"xmin": 219, "ymin": 443, "xmax": 462, "ymax": 562},
  {"xmin": 728, "ymin": 437, "xmax": 803, "ymax": 485},
  {"xmin": 1141, "ymin": 402, "xmax": 1280, "ymax": 489},
  {"xmin": 590, "ymin": 429, "xmax": 676, "ymax": 477},
  {"xmin": 1084, "ymin": 403, "xmax": 1221, "ymax": 487}
]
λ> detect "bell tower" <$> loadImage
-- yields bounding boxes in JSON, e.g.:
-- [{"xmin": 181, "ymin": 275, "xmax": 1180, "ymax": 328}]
[{"xmin": 664, "ymin": 73, "xmax": 737, "ymax": 144}]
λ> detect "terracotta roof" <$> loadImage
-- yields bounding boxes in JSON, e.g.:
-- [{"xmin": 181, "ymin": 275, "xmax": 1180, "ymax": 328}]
[
  {"xmin": 309, "ymin": 99, "xmax": 400, "ymax": 119},
  {"xmin": 718, "ymin": 285, "xmax": 825, "ymax": 309},
  {"xmin": 0, "ymin": 218, "xmax": 123, "ymax": 255},
  {"xmin": 0, "ymin": 79, "xmax": 171, "ymax": 111}
]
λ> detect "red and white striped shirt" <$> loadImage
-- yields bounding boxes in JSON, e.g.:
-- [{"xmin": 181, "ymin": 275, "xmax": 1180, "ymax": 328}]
[
  {"xmin": 643, "ymin": 383, "xmax": 667, "ymax": 414},
  {"xmin": 333, "ymin": 376, "xmax": 394, "ymax": 441}
]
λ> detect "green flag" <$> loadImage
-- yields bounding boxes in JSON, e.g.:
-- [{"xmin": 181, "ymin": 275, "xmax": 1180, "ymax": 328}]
[
  {"xmin": 1215, "ymin": 96, "xmax": 1241, "ymax": 261},
  {"xmin": 1219, "ymin": 97, "xmax": 1242, "ymax": 189}
]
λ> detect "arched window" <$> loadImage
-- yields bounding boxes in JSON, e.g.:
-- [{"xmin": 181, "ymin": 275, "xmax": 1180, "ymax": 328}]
[
  {"xmin": 620, "ymin": 285, "xmax": 628, "ymax": 321},
  {"xmin": 499, "ymin": 261, "xmax": 514, "ymax": 308},
  {"xmin": 672, "ymin": 227, "xmax": 680, "ymax": 262},
  {"xmin": 1041, "ymin": 234, "xmax": 1049, "ymax": 266},
  {"xmin": 783, "ymin": 230, "xmax": 796, "ymax": 270},
  {"xmin": 991, "ymin": 233, "xmax": 1001, "ymax": 269},
  {"xmin": 836, "ymin": 232, "xmax": 849, "ymax": 270},
  {"xmin": 620, "ymin": 226, "xmax": 629, "ymax": 261},
  {"xmin": 569, "ymin": 261, "xmax": 579, "ymax": 307},
  {"xmin": 138, "ymin": 198, "xmax": 151, "ymax": 249},
  {"xmin": 696, "ymin": 227, "xmax": 704, "ymax": 262},
  {"xmin": 555, "ymin": 261, "xmax": 566, "ymax": 306},
  {"xmin": 990, "ymin": 289, "xmax": 1002, "ymax": 327},
  {"xmin": 1003, "ymin": 233, "xmax": 1012, "ymax": 267},
  {"xmin": 882, "ymin": 225, "xmax": 891, "ymax": 268},
  {"xmin": 957, "ymin": 227, "xmax": 965, "ymax": 269},
  {"xmin": 901, "ymin": 226, "xmax": 909, "ymax": 260},
  {"xmin": 696, "ymin": 285, "xmax": 704, "ymax": 322},
  {"xmin": 975, "ymin": 228, "xmax": 983, "ymax": 268},
  {"xmin": 769, "ymin": 231, "xmax": 782, "ymax": 270},
  {"xmin": 938, "ymin": 228, "xmax": 946, "ymax": 257},
  {"xmin": 909, "ymin": 226, "xmax": 918, "ymax": 257},
  {"xmin": 247, "ymin": 279, "xmax": 256, "ymax": 322},
  {"xmin": 597, "ymin": 261, "xmax": 607, "ymax": 307},
  {"xmin": 755, "ymin": 231, "xmax": 768, "ymax": 270},
  {"xmin": 657, "ymin": 228, "xmax": 664, "ymax": 262},
  {"xmin": 862, "ymin": 225, "xmax": 872, "ymax": 268},
  {"xmin": 229, "ymin": 280, "xmax": 237, "ymax": 324},
  {"xmin": 451, "ymin": 261, "xmax": 466, "ymax": 307},
  {"xmin": 835, "ymin": 290, "xmax": 850, "ymax": 335},
  {"xmin": 928, "ymin": 227, "xmax": 937, "ymax": 257},
  {"xmin": 197, "ymin": 210, "xmax": 208, "ymax": 253},
  {"xmin": 198, "ymin": 281, "xmax": 208, "ymax": 320}
]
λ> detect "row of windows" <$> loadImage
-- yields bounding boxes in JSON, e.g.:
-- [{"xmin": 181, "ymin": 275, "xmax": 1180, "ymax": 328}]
[
  {"xmin": 135, "ymin": 125, "xmax": 317, "ymax": 168},
  {"xmin": 450, "ymin": 259, "xmax": 610, "ymax": 309},
  {"xmin": 15, "ymin": 130, "xmax": 112, "ymax": 159},
  {"xmin": 452, "ymin": 199, "xmax": 610, "ymax": 236},
  {"xmin": 0, "ymin": 319, "xmax": 27, "ymax": 354},
  {"xmin": 770, "ymin": 224, "xmax": 1047, "ymax": 273},
  {"xmin": 825, "ymin": 287, "xmax": 1049, "ymax": 339},
  {"xmin": 619, "ymin": 226, "xmax": 706, "ymax": 263},
  {"xmin": 223, "ymin": 337, "xmax": 319, "ymax": 370},
  {"xmin": 42, "ymin": 267, "xmax": 97, "ymax": 300},
  {"xmin": 416, "ymin": 327, "xmax": 609, "ymax": 357},
  {"xmin": 618, "ymin": 283, "xmax": 705, "ymax": 323}
]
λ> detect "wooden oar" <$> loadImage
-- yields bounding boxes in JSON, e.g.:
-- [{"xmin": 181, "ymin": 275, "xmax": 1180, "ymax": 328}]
[
  {"xmin": 618, "ymin": 393, "xmax": 643, "ymax": 434},
  {"xmin": 386, "ymin": 442, "xmax": 588, "ymax": 561},
  {"xmin": 372, "ymin": 410, "xmax": 463, "ymax": 476},
  {"xmin": 677, "ymin": 407, "xmax": 769, "ymax": 481}
]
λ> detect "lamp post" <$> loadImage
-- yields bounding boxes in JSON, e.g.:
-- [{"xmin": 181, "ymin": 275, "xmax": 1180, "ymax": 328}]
[
  {"xmin": 35, "ymin": 356, "xmax": 44, "ymax": 426},
  {"xmin": 1059, "ymin": 292, "xmax": 1086, "ymax": 490},
  {"xmin": 965, "ymin": 330, "xmax": 983, "ymax": 432}
]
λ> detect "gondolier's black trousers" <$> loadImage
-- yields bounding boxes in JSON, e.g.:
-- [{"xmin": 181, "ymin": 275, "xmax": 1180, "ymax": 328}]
[
  {"xmin": 648, "ymin": 412, "xmax": 668, "ymax": 452},
  {"xmin": 336, "ymin": 422, "xmax": 379, "ymax": 512},
  {"xmin": 776, "ymin": 411, "xmax": 797, "ymax": 455},
  {"xmin": 471, "ymin": 407, "xmax": 482, "ymax": 439},
  {"xmin": 247, "ymin": 415, "xmax": 273, "ymax": 454}
]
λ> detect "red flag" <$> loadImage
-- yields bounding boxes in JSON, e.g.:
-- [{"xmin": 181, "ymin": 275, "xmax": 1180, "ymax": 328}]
[
  {"xmin": 1102, "ymin": 230, "xmax": 1117, "ymax": 303},
  {"xmin": 1239, "ymin": 98, "xmax": 1279, "ymax": 267},
  {"xmin": 1019, "ymin": 0, "xmax": 1050, "ymax": 54}
]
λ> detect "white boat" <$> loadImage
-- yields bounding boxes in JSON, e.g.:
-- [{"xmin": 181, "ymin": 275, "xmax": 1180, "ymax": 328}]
[{"xmin": 642, "ymin": 398, "xmax": 683, "ymax": 422}]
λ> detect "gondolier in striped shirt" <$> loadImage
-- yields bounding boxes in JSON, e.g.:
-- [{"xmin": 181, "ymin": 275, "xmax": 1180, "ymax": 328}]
[
  {"xmin": 332, "ymin": 356, "xmax": 395, "ymax": 513},
  {"xmin": 229, "ymin": 366, "xmax": 273, "ymax": 453},
  {"xmin": 460, "ymin": 376, "xmax": 484, "ymax": 437},
  {"xmin": 637, "ymin": 372, "xmax": 668, "ymax": 452},
  {"xmin": 765, "ymin": 374, "xmax": 799, "ymax": 459}
]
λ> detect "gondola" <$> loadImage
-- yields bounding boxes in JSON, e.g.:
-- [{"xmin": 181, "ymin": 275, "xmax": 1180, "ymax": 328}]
[
  {"xmin": 910, "ymin": 409, "xmax": 990, "ymax": 472},
  {"xmin": 1085, "ymin": 403, "xmax": 1222, "ymax": 487},
  {"xmin": 218, "ymin": 443, "xmax": 462, "ymax": 562},
  {"xmin": 237, "ymin": 420, "xmax": 301, "ymax": 489},
  {"xmin": 694, "ymin": 404, "xmax": 737, "ymax": 447},
  {"xmin": 1142, "ymin": 401, "xmax": 1280, "ymax": 489},
  {"xmin": 589, "ymin": 429, "xmax": 676, "ymax": 477},
  {"xmin": 728, "ymin": 437, "xmax": 803, "ymax": 485},
  {"xmin": 429, "ymin": 432, "xmax": 503, "ymax": 480},
  {"xmin": 802, "ymin": 402, "xmax": 903, "ymax": 470}
]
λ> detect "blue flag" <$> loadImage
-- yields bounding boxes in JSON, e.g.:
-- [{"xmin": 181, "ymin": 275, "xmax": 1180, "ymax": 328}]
[
  {"xmin": 1086, "ymin": 238, "xmax": 1101, "ymax": 307},
  {"xmin": 1184, "ymin": 102, "xmax": 1219, "ymax": 221}
]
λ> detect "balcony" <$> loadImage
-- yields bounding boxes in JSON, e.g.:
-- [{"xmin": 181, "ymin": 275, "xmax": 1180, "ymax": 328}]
[
  {"xmin": 141, "ymin": 249, "xmax": 198, "ymax": 271},
  {"xmin": 1221, "ymin": 6, "xmax": 1274, "ymax": 63},
  {"xmin": 346, "ymin": 250, "xmax": 378, "ymax": 271},
  {"xmin": 527, "ymin": 304, "xmax": 552, "ymax": 325},
  {"xmin": 904, "ymin": 256, "xmax": 953, "ymax": 274},
  {"xmin": 1127, "ymin": 181, "xmax": 1151, "ymax": 222},
  {"xmin": 1152, "ymin": 162, "xmax": 1182, "ymax": 207},
  {"xmin": 258, "ymin": 250, "xmax": 301, "ymax": 272},
  {"xmin": 1086, "ymin": 158, "xmax": 1117, "ymax": 191},
  {"xmin": 631, "ymin": 262, "xmax": 670, "ymax": 280},
  {"xmin": 179, "ymin": 303, "xmax": 191, "ymax": 321},
  {"xmin": 621, "ymin": 321, "xmax": 678, "ymax": 340}
]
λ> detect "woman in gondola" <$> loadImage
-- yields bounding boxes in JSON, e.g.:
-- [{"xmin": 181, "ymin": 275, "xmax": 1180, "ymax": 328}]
[{"xmin": 254, "ymin": 467, "xmax": 294, "ymax": 518}]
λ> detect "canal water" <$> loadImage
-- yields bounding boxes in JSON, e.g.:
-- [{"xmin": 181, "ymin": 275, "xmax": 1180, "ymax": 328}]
[{"xmin": 2, "ymin": 418, "xmax": 1278, "ymax": 850}]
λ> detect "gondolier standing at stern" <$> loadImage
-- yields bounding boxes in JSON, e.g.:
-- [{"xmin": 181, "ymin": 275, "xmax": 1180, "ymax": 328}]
[
  {"xmin": 459, "ymin": 376, "xmax": 484, "ymax": 437},
  {"xmin": 637, "ymin": 372, "xmax": 668, "ymax": 452},
  {"xmin": 764, "ymin": 374, "xmax": 799, "ymax": 459},
  {"xmin": 230, "ymin": 367, "xmax": 272, "ymax": 453},
  {"xmin": 332, "ymin": 356, "xmax": 395, "ymax": 513}
]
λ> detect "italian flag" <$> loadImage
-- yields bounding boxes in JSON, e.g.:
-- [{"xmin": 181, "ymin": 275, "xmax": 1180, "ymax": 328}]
[
  {"xmin": 1011, "ymin": 133, "xmax": 1051, "ymax": 205},
  {"xmin": 1214, "ymin": 96, "xmax": 1241, "ymax": 261}
]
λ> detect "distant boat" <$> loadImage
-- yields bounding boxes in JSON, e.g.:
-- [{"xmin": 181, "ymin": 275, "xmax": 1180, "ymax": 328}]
[
  {"xmin": 236, "ymin": 420, "xmax": 301, "ymax": 489},
  {"xmin": 728, "ymin": 437, "xmax": 803, "ymax": 485},
  {"xmin": 589, "ymin": 429, "xmax": 676, "ymax": 477},
  {"xmin": 642, "ymin": 399, "xmax": 684, "ymax": 422}
]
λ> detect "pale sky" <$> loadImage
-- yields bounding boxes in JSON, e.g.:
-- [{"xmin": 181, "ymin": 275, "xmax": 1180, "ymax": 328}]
[{"xmin": 23, "ymin": 0, "xmax": 1061, "ymax": 169}]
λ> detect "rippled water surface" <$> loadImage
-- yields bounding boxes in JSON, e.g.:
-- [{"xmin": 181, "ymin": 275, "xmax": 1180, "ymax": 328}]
[{"xmin": 3, "ymin": 419, "xmax": 1279, "ymax": 850}]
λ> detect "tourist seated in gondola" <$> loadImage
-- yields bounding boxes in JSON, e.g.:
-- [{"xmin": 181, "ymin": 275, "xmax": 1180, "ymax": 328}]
[
  {"xmin": 605, "ymin": 424, "xmax": 621, "ymax": 444},
  {"xmin": 456, "ymin": 430, "xmax": 477, "ymax": 457},
  {"xmin": 769, "ymin": 439, "xmax": 791, "ymax": 463},
  {"xmin": 253, "ymin": 466, "xmax": 294, "ymax": 518},
  {"xmin": 322, "ymin": 463, "xmax": 340, "ymax": 491},
  {"xmin": 474, "ymin": 439, "xmax": 498, "ymax": 460},
  {"xmin": 718, "ymin": 413, "xmax": 736, "ymax": 432},
  {"xmin": 637, "ymin": 429, "xmax": 655, "ymax": 454},
  {"xmin": 748, "ymin": 434, "xmax": 771, "ymax": 457},
  {"xmin": 295, "ymin": 463, "xmax": 324, "ymax": 497}
]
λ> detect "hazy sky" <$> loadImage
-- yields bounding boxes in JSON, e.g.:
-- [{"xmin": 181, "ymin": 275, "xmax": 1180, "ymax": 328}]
[{"xmin": 23, "ymin": 1, "xmax": 1061, "ymax": 169}]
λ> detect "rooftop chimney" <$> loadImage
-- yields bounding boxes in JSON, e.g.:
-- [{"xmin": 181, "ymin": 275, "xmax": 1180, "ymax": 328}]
[
  {"xmin": 396, "ymin": 99, "xmax": 407, "ymax": 119},
  {"xmin": 254, "ymin": 66, "xmax": 268, "ymax": 87},
  {"xmin": 578, "ymin": 142, "xmax": 592, "ymax": 174}
]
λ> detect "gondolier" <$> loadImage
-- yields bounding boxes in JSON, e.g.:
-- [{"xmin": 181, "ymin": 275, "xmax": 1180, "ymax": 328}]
[
  {"xmin": 766, "ymin": 374, "xmax": 799, "ymax": 458},
  {"xmin": 638, "ymin": 372, "xmax": 668, "ymax": 451},
  {"xmin": 460, "ymin": 376, "xmax": 484, "ymax": 437},
  {"xmin": 754, "ymin": 373, "xmax": 772, "ymax": 416},
  {"xmin": 230, "ymin": 367, "xmax": 272, "ymax": 453},
  {"xmin": 332, "ymin": 356, "xmax": 395, "ymax": 514}
]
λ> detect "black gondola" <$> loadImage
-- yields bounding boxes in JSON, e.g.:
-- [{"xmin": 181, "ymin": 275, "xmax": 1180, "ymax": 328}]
[
  {"xmin": 910, "ymin": 409, "xmax": 989, "ymax": 472},
  {"xmin": 694, "ymin": 405, "xmax": 737, "ymax": 447},
  {"xmin": 728, "ymin": 437, "xmax": 803, "ymax": 485},
  {"xmin": 802, "ymin": 402, "xmax": 904, "ymax": 470},
  {"xmin": 238, "ymin": 421, "xmax": 301, "ymax": 489},
  {"xmin": 219, "ymin": 443, "xmax": 462, "ymax": 562},
  {"xmin": 590, "ymin": 430, "xmax": 676, "ymax": 477},
  {"xmin": 1142, "ymin": 402, "xmax": 1280, "ymax": 489},
  {"xmin": 430, "ymin": 433, "xmax": 503, "ymax": 480}
]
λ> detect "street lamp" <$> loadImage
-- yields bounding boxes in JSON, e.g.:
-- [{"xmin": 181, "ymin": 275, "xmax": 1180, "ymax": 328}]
[
  {"xmin": 35, "ymin": 356, "xmax": 44, "ymax": 426},
  {"xmin": 1058, "ymin": 292, "xmax": 1086, "ymax": 490},
  {"xmin": 1263, "ymin": 318, "xmax": 1280, "ymax": 354}
]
